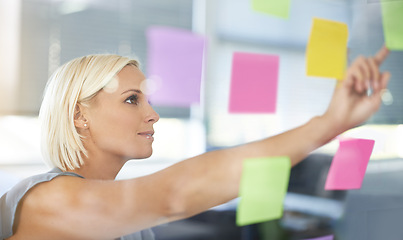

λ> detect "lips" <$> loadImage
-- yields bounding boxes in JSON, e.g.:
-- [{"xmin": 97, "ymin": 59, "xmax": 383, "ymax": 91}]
[{"xmin": 138, "ymin": 131, "xmax": 155, "ymax": 140}]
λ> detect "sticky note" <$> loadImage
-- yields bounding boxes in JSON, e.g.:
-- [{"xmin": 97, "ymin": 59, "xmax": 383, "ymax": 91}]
[
  {"xmin": 306, "ymin": 18, "xmax": 348, "ymax": 80},
  {"xmin": 229, "ymin": 52, "xmax": 279, "ymax": 114},
  {"xmin": 303, "ymin": 235, "xmax": 334, "ymax": 240},
  {"xmin": 146, "ymin": 26, "xmax": 205, "ymax": 107},
  {"xmin": 381, "ymin": 0, "xmax": 403, "ymax": 50},
  {"xmin": 251, "ymin": 0, "xmax": 291, "ymax": 19},
  {"xmin": 237, "ymin": 156, "xmax": 291, "ymax": 226},
  {"xmin": 325, "ymin": 138, "xmax": 375, "ymax": 190}
]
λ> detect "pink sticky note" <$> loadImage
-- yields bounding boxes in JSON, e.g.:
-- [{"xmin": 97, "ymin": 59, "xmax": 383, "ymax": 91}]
[
  {"xmin": 146, "ymin": 26, "xmax": 205, "ymax": 107},
  {"xmin": 303, "ymin": 235, "xmax": 334, "ymax": 240},
  {"xmin": 229, "ymin": 52, "xmax": 279, "ymax": 113},
  {"xmin": 325, "ymin": 138, "xmax": 375, "ymax": 190}
]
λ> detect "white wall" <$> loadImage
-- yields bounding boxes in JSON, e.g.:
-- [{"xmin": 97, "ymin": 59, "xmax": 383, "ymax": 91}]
[{"xmin": 0, "ymin": 0, "xmax": 21, "ymax": 114}]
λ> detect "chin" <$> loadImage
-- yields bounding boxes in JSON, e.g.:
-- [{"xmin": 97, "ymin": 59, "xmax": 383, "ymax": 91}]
[{"xmin": 130, "ymin": 150, "xmax": 153, "ymax": 160}]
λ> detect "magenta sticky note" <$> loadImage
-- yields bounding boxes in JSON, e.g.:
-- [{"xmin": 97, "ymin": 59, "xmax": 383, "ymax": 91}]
[
  {"xmin": 146, "ymin": 26, "xmax": 205, "ymax": 107},
  {"xmin": 303, "ymin": 235, "xmax": 334, "ymax": 240},
  {"xmin": 325, "ymin": 138, "xmax": 375, "ymax": 190},
  {"xmin": 228, "ymin": 52, "xmax": 279, "ymax": 113}
]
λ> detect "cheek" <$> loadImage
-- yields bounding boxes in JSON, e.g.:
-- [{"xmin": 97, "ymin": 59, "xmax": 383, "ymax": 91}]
[{"xmin": 97, "ymin": 111, "xmax": 146, "ymax": 146}]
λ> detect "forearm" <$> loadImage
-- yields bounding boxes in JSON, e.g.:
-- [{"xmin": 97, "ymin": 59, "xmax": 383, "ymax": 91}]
[
  {"xmin": 234, "ymin": 115, "xmax": 340, "ymax": 166},
  {"xmin": 157, "ymin": 114, "xmax": 340, "ymax": 219}
]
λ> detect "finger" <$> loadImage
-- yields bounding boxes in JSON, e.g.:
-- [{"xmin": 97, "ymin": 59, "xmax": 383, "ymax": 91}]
[
  {"xmin": 374, "ymin": 45, "xmax": 390, "ymax": 66},
  {"xmin": 346, "ymin": 69, "xmax": 364, "ymax": 93},
  {"xmin": 351, "ymin": 69, "xmax": 366, "ymax": 93},
  {"xmin": 367, "ymin": 58, "xmax": 380, "ymax": 90},
  {"xmin": 352, "ymin": 58, "xmax": 370, "ymax": 93},
  {"xmin": 379, "ymin": 71, "xmax": 391, "ymax": 90},
  {"xmin": 368, "ymin": 91, "xmax": 382, "ymax": 112},
  {"xmin": 371, "ymin": 72, "xmax": 391, "ymax": 102},
  {"xmin": 357, "ymin": 56, "xmax": 371, "ymax": 84}
]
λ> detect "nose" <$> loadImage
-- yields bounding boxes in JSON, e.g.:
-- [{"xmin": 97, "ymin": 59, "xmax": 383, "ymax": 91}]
[{"xmin": 145, "ymin": 105, "xmax": 160, "ymax": 123}]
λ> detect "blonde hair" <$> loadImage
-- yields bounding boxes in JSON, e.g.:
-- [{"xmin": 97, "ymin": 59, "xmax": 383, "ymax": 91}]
[{"xmin": 39, "ymin": 54, "xmax": 139, "ymax": 171}]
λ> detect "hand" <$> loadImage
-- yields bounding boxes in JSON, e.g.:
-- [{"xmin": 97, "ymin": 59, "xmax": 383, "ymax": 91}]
[{"xmin": 323, "ymin": 45, "xmax": 391, "ymax": 133}]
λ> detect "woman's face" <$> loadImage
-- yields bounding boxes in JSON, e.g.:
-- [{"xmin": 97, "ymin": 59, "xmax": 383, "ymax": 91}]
[{"xmin": 84, "ymin": 65, "xmax": 160, "ymax": 161}]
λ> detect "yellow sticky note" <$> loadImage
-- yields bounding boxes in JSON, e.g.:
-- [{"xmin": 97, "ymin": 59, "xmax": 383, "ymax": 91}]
[
  {"xmin": 251, "ymin": 0, "xmax": 291, "ymax": 19},
  {"xmin": 236, "ymin": 156, "xmax": 291, "ymax": 226},
  {"xmin": 306, "ymin": 18, "xmax": 348, "ymax": 80},
  {"xmin": 381, "ymin": 0, "xmax": 403, "ymax": 50}
]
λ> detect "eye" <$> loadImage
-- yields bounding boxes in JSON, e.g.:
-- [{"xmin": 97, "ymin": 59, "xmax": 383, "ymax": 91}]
[{"xmin": 125, "ymin": 94, "xmax": 139, "ymax": 105}]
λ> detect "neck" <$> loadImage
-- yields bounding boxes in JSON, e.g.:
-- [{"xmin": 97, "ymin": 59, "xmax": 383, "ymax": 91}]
[{"xmin": 69, "ymin": 151, "xmax": 127, "ymax": 180}]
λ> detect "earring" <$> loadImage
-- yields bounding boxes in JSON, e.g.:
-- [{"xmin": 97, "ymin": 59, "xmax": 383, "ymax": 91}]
[{"xmin": 84, "ymin": 123, "xmax": 87, "ymax": 127}]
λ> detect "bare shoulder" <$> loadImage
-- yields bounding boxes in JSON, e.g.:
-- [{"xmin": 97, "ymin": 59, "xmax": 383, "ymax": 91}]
[
  {"xmin": 10, "ymin": 176, "xmax": 86, "ymax": 239},
  {"xmin": 11, "ymin": 176, "xmax": 141, "ymax": 240},
  {"xmin": 8, "ymin": 173, "xmax": 175, "ymax": 240}
]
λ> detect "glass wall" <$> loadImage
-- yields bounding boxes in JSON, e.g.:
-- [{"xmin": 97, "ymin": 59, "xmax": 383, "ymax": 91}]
[{"xmin": 1, "ymin": 1, "xmax": 403, "ymax": 239}]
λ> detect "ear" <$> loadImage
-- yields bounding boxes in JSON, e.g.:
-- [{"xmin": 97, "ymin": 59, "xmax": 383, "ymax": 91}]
[{"xmin": 74, "ymin": 104, "xmax": 88, "ymax": 129}]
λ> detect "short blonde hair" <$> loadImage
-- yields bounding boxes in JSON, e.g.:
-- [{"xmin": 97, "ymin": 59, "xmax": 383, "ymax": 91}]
[{"xmin": 39, "ymin": 54, "xmax": 139, "ymax": 171}]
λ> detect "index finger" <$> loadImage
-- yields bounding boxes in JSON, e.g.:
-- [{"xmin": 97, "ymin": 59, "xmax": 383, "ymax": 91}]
[{"xmin": 374, "ymin": 45, "xmax": 390, "ymax": 65}]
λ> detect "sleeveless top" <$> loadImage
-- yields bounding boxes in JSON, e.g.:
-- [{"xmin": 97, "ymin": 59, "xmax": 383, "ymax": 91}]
[{"xmin": 0, "ymin": 168, "xmax": 154, "ymax": 240}]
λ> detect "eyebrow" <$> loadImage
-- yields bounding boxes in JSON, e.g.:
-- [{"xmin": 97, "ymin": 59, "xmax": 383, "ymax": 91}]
[{"xmin": 121, "ymin": 89, "xmax": 143, "ymax": 95}]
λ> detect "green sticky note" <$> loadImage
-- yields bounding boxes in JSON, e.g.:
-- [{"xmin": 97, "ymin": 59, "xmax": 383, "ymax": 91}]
[
  {"xmin": 236, "ymin": 156, "xmax": 291, "ymax": 226},
  {"xmin": 251, "ymin": 0, "xmax": 291, "ymax": 19},
  {"xmin": 306, "ymin": 18, "xmax": 349, "ymax": 80},
  {"xmin": 381, "ymin": 0, "xmax": 403, "ymax": 50}
]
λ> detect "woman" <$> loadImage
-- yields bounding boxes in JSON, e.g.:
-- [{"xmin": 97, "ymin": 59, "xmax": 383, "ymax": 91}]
[{"xmin": 0, "ymin": 46, "xmax": 390, "ymax": 240}]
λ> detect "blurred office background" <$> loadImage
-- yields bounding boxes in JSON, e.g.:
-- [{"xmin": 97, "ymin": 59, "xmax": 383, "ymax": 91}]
[{"xmin": 1, "ymin": 0, "xmax": 403, "ymax": 239}]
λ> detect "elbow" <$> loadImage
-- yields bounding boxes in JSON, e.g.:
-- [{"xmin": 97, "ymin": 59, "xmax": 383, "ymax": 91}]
[
  {"xmin": 163, "ymin": 180, "xmax": 201, "ymax": 221},
  {"xmin": 164, "ymin": 186, "xmax": 189, "ymax": 220}
]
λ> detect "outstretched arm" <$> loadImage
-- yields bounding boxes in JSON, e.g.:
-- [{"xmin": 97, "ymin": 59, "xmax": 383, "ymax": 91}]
[
  {"xmin": 9, "ymin": 46, "xmax": 390, "ymax": 240},
  {"xmin": 157, "ymin": 46, "xmax": 391, "ymax": 218}
]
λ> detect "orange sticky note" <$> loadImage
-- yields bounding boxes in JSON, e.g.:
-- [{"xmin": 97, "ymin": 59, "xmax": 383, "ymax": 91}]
[{"xmin": 306, "ymin": 18, "xmax": 348, "ymax": 80}]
